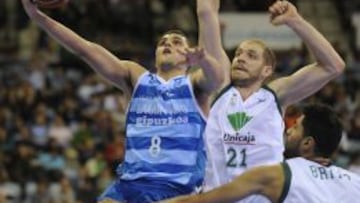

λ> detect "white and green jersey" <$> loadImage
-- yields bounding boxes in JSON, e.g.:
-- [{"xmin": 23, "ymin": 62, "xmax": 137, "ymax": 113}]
[
  {"xmin": 280, "ymin": 157, "xmax": 360, "ymax": 203},
  {"xmin": 204, "ymin": 85, "xmax": 285, "ymax": 192}
]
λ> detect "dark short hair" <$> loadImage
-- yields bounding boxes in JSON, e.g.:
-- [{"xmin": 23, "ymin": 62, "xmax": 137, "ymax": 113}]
[
  {"xmin": 160, "ymin": 29, "xmax": 190, "ymax": 46},
  {"xmin": 301, "ymin": 104, "xmax": 343, "ymax": 157},
  {"xmin": 163, "ymin": 29, "xmax": 188, "ymax": 37}
]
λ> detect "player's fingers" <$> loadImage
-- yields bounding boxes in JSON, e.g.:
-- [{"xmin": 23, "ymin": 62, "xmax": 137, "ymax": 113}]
[
  {"xmin": 185, "ymin": 47, "xmax": 195, "ymax": 54},
  {"xmin": 176, "ymin": 49, "xmax": 186, "ymax": 56},
  {"xmin": 175, "ymin": 59, "xmax": 188, "ymax": 67},
  {"xmin": 269, "ymin": 5, "xmax": 282, "ymax": 15},
  {"xmin": 197, "ymin": 47, "xmax": 205, "ymax": 57},
  {"xmin": 279, "ymin": 1, "xmax": 288, "ymax": 13},
  {"xmin": 273, "ymin": 4, "xmax": 284, "ymax": 14},
  {"xmin": 269, "ymin": 6, "xmax": 276, "ymax": 14}
]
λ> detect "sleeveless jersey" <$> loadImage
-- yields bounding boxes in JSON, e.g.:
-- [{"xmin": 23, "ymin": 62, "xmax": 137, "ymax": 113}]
[
  {"xmin": 204, "ymin": 86, "xmax": 284, "ymax": 192},
  {"xmin": 282, "ymin": 157, "xmax": 360, "ymax": 203},
  {"xmin": 118, "ymin": 72, "xmax": 206, "ymax": 192}
]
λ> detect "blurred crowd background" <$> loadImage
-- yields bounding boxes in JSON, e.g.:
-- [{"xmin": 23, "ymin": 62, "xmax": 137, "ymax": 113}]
[{"xmin": 0, "ymin": 0, "xmax": 359, "ymax": 202}]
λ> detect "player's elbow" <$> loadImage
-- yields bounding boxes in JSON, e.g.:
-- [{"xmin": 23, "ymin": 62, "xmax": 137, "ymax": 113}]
[
  {"xmin": 333, "ymin": 58, "xmax": 346, "ymax": 75},
  {"xmin": 328, "ymin": 59, "xmax": 345, "ymax": 77},
  {"xmin": 321, "ymin": 58, "xmax": 345, "ymax": 78}
]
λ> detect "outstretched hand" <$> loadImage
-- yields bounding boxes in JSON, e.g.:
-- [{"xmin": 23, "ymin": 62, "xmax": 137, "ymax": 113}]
[
  {"xmin": 269, "ymin": 0, "xmax": 301, "ymax": 26},
  {"xmin": 177, "ymin": 47, "xmax": 206, "ymax": 67}
]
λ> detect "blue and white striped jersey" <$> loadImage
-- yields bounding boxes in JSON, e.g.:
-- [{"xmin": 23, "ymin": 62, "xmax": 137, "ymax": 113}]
[{"xmin": 118, "ymin": 72, "xmax": 206, "ymax": 192}]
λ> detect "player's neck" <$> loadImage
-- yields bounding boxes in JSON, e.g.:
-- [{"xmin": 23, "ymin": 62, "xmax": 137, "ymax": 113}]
[
  {"xmin": 157, "ymin": 69, "xmax": 186, "ymax": 81},
  {"xmin": 308, "ymin": 156, "xmax": 332, "ymax": 167},
  {"xmin": 234, "ymin": 82, "xmax": 263, "ymax": 101}
]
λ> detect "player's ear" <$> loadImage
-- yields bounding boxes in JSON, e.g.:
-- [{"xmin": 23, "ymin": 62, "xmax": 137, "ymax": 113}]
[
  {"xmin": 304, "ymin": 136, "xmax": 315, "ymax": 146},
  {"xmin": 300, "ymin": 136, "xmax": 316, "ymax": 155},
  {"xmin": 262, "ymin": 65, "xmax": 273, "ymax": 78},
  {"xmin": 302, "ymin": 136, "xmax": 316, "ymax": 152}
]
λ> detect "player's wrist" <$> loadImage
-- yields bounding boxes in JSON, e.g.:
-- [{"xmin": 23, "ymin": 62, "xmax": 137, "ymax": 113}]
[{"xmin": 285, "ymin": 15, "xmax": 305, "ymax": 28}]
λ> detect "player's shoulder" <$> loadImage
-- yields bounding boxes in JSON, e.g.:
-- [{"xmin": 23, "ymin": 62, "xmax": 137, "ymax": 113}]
[
  {"xmin": 210, "ymin": 84, "xmax": 235, "ymax": 107},
  {"xmin": 285, "ymin": 157, "xmax": 313, "ymax": 167},
  {"xmin": 261, "ymin": 85, "xmax": 281, "ymax": 100}
]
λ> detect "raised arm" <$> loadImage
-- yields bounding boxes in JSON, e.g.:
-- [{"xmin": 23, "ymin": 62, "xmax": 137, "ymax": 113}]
[
  {"xmin": 159, "ymin": 164, "xmax": 285, "ymax": 203},
  {"xmin": 177, "ymin": 47, "xmax": 223, "ymax": 94},
  {"xmin": 21, "ymin": 0, "xmax": 146, "ymax": 94},
  {"xmin": 196, "ymin": 0, "xmax": 231, "ymax": 86},
  {"xmin": 267, "ymin": 1, "xmax": 345, "ymax": 109}
]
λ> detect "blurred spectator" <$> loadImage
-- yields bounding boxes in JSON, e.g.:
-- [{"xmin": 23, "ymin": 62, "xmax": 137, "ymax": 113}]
[
  {"xmin": 48, "ymin": 114, "xmax": 73, "ymax": 147},
  {"xmin": 5, "ymin": 141, "xmax": 37, "ymax": 201},
  {"xmin": 85, "ymin": 150, "xmax": 106, "ymax": 179},
  {"xmin": 284, "ymin": 105, "xmax": 302, "ymax": 129},
  {"xmin": 76, "ymin": 166, "xmax": 97, "ymax": 203},
  {"xmin": 30, "ymin": 111, "xmax": 48, "ymax": 147},
  {"xmin": 58, "ymin": 96, "xmax": 82, "ymax": 125},
  {"xmin": 348, "ymin": 107, "xmax": 360, "ymax": 141},
  {"xmin": 27, "ymin": 178, "xmax": 52, "ymax": 203},
  {"xmin": 36, "ymin": 138, "xmax": 65, "ymax": 181},
  {"xmin": 0, "ymin": 127, "xmax": 14, "ymax": 152},
  {"xmin": 91, "ymin": 110, "xmax": 114, "ymax": 144},
  {"xmin": 26, "ymin": 53, "xmax": 48, "ymax": 91},
  {"xmin": 49, "ymin": 175, "xmax": 76, "ymax": 203},
  {"xmin": 63, "ymin": 147, "xmax": 80, "ymax": 184},
  {"xmin": 169, "ymin": 1, "xmax": 196, "ymax": 42},
  {"xmin": 71, "ymin": 120, "xmax": 93, "ymax": 150},
  {"xmin": 104, "ymin": 131, "xmax": 125, "ymax": 171},
  {"xmin": 97, "ymin": 165, "xmax": 113, "ymax": 194},
  {"xmin": 349, "ymin": 154, "xmax": 360, "ymax": 175}
]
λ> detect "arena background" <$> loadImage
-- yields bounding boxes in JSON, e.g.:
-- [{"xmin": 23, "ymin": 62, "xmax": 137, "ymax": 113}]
[{"xmin": 0, "ymin": 0, "xmax": 359, "ymax": 202}]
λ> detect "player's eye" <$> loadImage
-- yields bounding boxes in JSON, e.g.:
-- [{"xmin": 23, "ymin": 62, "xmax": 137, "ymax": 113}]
[
  {"xmin": 173, "ymin": 39, "xmax": 182, "ymax": 46},
  {"xmin": 248, "ymin": 52, "xmax": 257, "ymax": 59}
]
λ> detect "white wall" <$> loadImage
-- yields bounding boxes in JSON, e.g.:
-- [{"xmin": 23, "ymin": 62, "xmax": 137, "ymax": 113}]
[{"xmin": 220, "ymin": 13, "xmax": 302, "ymax": 50}]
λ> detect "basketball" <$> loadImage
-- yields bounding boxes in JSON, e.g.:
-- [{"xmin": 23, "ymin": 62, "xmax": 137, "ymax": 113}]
[{"xmin": 32, "ymin": 0, "xmax": 69, "ymax": 9}]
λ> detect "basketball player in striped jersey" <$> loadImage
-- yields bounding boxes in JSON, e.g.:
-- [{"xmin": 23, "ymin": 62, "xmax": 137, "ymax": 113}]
[
  {"xmin": 21, "ymin": 0, "xmax": 225, "ymax": 203},
  {"xmin": 197, "ymin": 1, "xmax": 345, "ymax": 202},
  {"xmin": 160, "ymin": 104, "xmax": 360, "ymax": 203}
]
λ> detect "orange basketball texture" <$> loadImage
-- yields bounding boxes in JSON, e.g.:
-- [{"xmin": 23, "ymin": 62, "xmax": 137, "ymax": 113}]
[{"xmin": 33, "ymin": 0, "xmax": 69, "ymax": 9}]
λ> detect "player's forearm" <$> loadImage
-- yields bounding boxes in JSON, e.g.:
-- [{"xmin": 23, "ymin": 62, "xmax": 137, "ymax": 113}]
[
  {"xmin": 197, "ymin": 175, "xmax": 263, "ymax": 203},
  {"xmin": 198, "ymin": 53, "xmax": 224, "ymax": 91},
  {"xmin": 198, "ymin": 165, "xmax": 282, "ymax": 203},
  {"xmin": 287, "ymin": 17, "xmax": 345, "ymax": 74},
  {"xmin": 27, "ymin": 10, "xmax": 93, "ymax": 58},
  {"xmin": 197, "ymin": 0, "xmax": 230, "ymax": 78},
  {"xmin": 164, "ymin": 179, "xmax": 260, "ymax": 203},
  {"xmin": 197, "ymin": 0, "xmax": 221, "ymax": 54}
]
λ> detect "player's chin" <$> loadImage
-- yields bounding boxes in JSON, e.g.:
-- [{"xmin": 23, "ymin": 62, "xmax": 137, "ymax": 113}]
[
  {"xmin": 231, "ymin": 73, "xmax": 247, "ymax": 82},
  {"xmin": 284, "ymin": 149, "xmax": 298, "ymax": 159},
  {"xmin": 159, "ymin": 55, "xmax": 175, "ymax": 63},
  {"xmin": 159, "ymin": 60, "xmax": 176, "ymax": 71}
]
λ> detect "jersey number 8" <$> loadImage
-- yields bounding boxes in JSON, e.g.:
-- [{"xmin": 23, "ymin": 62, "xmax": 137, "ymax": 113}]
[{"xmin": 149, "ymin": 135, "xmax": 161, "ymax": 157}]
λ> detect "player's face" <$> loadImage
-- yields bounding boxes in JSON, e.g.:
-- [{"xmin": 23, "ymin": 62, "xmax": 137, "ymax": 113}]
[
  {"xmin": 231, "ymin": 41, "xmax": 270, "ymax": 87},
  {"xmin": 155, "ymin": 33, "xmax": 189, "ymax": 72},
  {"xmin": 284, "ymin": 115, "xmax": 305, "ymax": 158}
]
